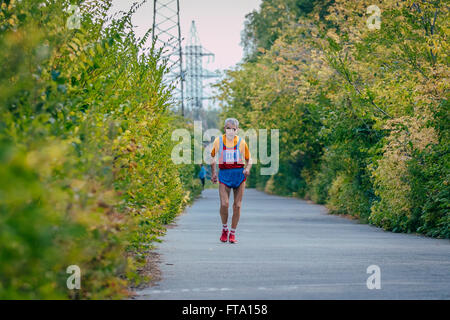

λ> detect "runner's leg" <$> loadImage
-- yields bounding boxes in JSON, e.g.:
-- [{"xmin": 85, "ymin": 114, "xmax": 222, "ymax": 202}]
[
  {"xmin": 219, "ymin": 181, "xmax": 231, "ymax": 225},
  {"xmin": 231, "ymin": 180, "xmax": 245, "ymax": 229}
]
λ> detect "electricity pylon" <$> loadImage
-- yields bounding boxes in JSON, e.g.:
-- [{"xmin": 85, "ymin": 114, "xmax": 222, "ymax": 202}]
[
  {"xmin": 152, "ymin": 0, "xmax": 185, "ymax": 116},
  {"xmin": 152, "ymin": 3, "xmax": 219, "ymax": 118},
  {"xmin": 184, "ymin": 20, "xmax": 219, "ymax": 114}
]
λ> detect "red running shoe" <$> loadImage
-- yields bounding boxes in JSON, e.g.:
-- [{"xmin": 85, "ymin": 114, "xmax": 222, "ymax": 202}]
[
  {"xmin": 220, "ymin": 229, "xmax": 228, "ymax": 242},
  {"xmin": 229, "ymin": 232, "xmax": 237, "ymax": 243}
]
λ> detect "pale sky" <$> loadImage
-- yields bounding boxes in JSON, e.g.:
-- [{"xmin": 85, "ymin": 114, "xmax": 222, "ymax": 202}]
[{"xmin": 109, "ymin": 0, "xmax": 262, "ymax": 71}]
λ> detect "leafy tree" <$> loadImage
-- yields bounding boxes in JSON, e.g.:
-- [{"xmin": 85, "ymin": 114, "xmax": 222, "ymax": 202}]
[{"xmin": 218, "ymin": 0, "xmax": 449, "ymax": 237}]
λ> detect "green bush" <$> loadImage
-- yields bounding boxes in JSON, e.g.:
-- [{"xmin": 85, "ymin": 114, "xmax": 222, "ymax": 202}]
[{"xmin": 0, "ymin": 0, "xmax": 201, "ymax": 299}]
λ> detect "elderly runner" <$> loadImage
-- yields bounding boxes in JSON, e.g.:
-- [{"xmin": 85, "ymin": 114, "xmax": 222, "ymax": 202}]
[{"xmin": 210, "ymin": 118, "xmax": 252, "ymax": 243}]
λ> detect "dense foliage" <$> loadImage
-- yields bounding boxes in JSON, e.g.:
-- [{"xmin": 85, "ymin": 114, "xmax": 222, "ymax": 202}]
[
  {"xmin": 0, "ymin": 0, "xmax": 201, "ymax": 299},
  {"xmin": 218, "ymin": 0, "xmax": 449, "ymax": 238}
]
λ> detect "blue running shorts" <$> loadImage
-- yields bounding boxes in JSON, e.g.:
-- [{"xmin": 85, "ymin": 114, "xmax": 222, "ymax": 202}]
[{"xmin": 219, "ymin": 167, "xmax": 246, "ymax": 189}]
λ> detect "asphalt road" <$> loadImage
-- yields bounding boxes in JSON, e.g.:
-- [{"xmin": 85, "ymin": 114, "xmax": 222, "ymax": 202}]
[{"xmin": 134, "ymin": 188, "xmax": 450, "ymax": 300}]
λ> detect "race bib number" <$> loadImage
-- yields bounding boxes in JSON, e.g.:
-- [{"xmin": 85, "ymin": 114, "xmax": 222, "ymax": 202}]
[{"xmin": 224, "ymin": 149, "xmax": 236, "ymax": 163}]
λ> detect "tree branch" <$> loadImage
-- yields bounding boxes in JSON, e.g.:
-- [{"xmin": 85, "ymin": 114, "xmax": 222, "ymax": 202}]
[{"xmin": 335, "ymin": 54, "xmax": 392, "ymax": 119}]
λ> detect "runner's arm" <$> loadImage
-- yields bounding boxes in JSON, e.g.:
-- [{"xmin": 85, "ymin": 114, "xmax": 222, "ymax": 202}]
[
  {"xmin": 243, "ymin": 141, "xmax": 252, "ymax": 175},
  {"xmin": 210, "ymin": 139, "xmax": 218, "ymax": 183},
  {"xmin": 244, "ymin": 157, "xmax": 252, "ymax": 175},
  {"xmin": 210, "ymin": 158, "xmax": 218, "ymax": 183}
]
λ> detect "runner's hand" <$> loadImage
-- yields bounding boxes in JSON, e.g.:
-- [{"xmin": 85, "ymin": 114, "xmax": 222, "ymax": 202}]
[
  {"xmin": 243, "ymin": 168, "xmax": 250, "ymax": 177},
  {"xmin": 211, "ymin": 173, "xmax": 218, "ymax": 184}
]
